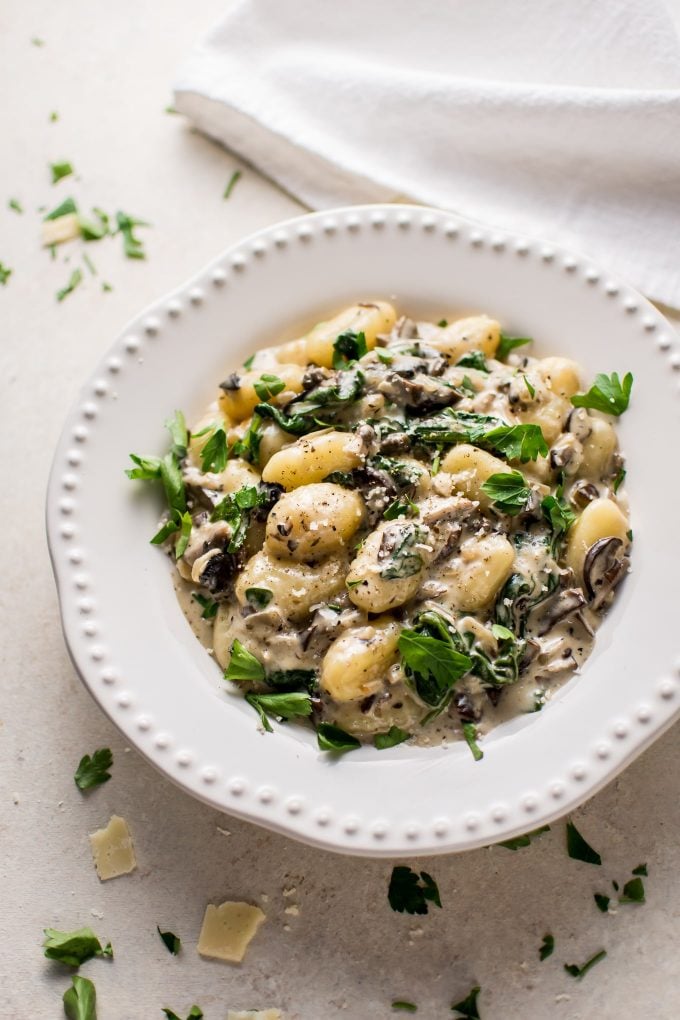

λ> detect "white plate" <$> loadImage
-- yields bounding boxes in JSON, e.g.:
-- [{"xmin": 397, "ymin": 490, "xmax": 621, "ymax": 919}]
[{"xmin": 47, "ymin": 204, "xmax": 680, "ymax": 857}]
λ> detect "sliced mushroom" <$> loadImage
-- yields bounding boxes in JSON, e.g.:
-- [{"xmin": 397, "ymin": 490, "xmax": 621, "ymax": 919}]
[
  {"xmin": 549, "ymin": 433, "xmax": 583, "ymax": 475},
  {"xmin": 565, "ymin": 407, "xmax": 592, "ymax": 441},
  {"xmin": 454, "ymin": 689, "xmax": 482, "ymax": 721},
  {"xmin": 570, "ymin": 480, "xmax": 599, "ymax": 509},
  {"xmin": 532, "ymin": 587, "xmax": 586, "ymax": 636},
  {"xmin": 582, "ymin": 537, "xmax": 629, "ymax": 610}
]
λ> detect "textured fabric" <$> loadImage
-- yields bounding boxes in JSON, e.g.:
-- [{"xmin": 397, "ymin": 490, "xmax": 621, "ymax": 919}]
[{"xmin": 175, "ymin": 0, "xmax": 680, "ymax": 307}]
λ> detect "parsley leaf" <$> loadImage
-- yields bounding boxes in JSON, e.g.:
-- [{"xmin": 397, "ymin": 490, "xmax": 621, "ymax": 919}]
[
  {"xmin": 0, "ymin": 262, "xmax": 12, "ymax": 286},
  {"xmin": 267, "ymin": 669, "xmax": 317, "ymax": 691},
  {"xmin": 483, "ymin": 423, "xmax": 549, "ymax": 462},
  {"xmin": 392, "ymin": 1003, "xmax": 417, "ymax": 1013},
  {"xmin": 223, "ymin": 170, "xmax": 241, "ymax": 200},
  {"xmin": 388, "ymin": 866, "xmax": 442, "ymax": 914},
  {"xmin": 384, "ymin": 496, "xmax": 419, "ymax": 520},
  {"xmin": 224, "ymin": 640, "xmax": 265, "ymax": 684},
  {"xmin": 8, "ymin": 198, "xmax": 23, "ymax": 214},
  {"xmin": 632, "ymin": 863, "xmax": 648, "ymax": 876},
  {"xmin": 115, "ymin": 210, "xmax": 149, "ymax": 259},
  {"xmin": 211, "ymin": 484, "xmax": 267, "ymax": 552},
  {"xmin": 44, "ymin": 196, "xmax": 77, "ymax": 221},
  {"xmin": 399, "ymin": 615, "xmax": 472, "ymax": 708},
  {"xmin": 290, "ymin": 366, "xmax": 364, "ymax": 416},
  {"xmin": 456, "ymin": 351, "xmax": 488, "ymax": 372},
  {"xmin": 50, "ymin": 160, "xmax": 74, "ymax": 184},
  {"xmin": 192, "ymin": 593, "xmax": 218, "ymax": 619},
  {"xmin": 564, "ymin": 949, "xmax": 607, "ymax": 980},
  {"xmin": 613, "ymin": 466, "xmax": 626, "ymax": 493},
  {"xmin": 497, "ymin": 825, "xmax": 550, "ymax": 851},
  {"xmin": 523, "ymin": 374, "xmax": 536, "ymax": 398},
  {"xmin": 450, "ymin": 984, "xmax": 481, "ymax": 1018},
  {"xmin": 245, "ymin": 587, "xmax": 273, "ymax": 609},
  {"xmin": 255, "ymin": 403, "xmax": 315, "ymax": 435},
  {"xmin": 539, "ymin": 934, "xmax": 554, "ymax": 961},
  {"xmin": 165, "ymin": 411, "xmax": 188, "ymax": 457},
  {"xmin": 541, "ymin": 493, "xmax": 576, "ymax": 552},
  {"xmin": 497, "ymin": 334, "xmax": 532, "ymax": 360},
  {"xmin": 594, "ymin": 893, "xmax": 610, "ymax": 913},
  {"xmin": 316, "ymin": 722, "xmax": 361, "ymax": 753},
  {"xmin": 245, "ymin": 691, "xmax": 312, "ymax": 732},
  {"xmin": 162, "ymin": 1007, "xmax": 203, "ymax": 1020},
  {"xmin": 157, "ymin": 926, "xmax": 181, "ymax": 954},
  {"xmin": 56, "ymin": 268, "xmax": 83, "ymax": 302},
  {"xmin": 200, "ymin": 427, "xmax": 228, "ymax": 473},
  {"xmin": 462, "ymin": 722, "xmax": 483, "ymax": 761},
  {"xmin": 150, "ymin": 508, "xmax": 192, "ymax": 559},
  {"xmin": 231, "ymin": 413, "xmax": 263, "ymax": 461},
  {"xmin": 566, "ymin": 820, "xmax": 602, "ymax": 866},
  {"xmin": 63, "ymin": 975, "xmax": 97, "ymax": 1020},
  {"xmin": 481, "ymin": 471, "xmax": 531, "ymax": 514},
  {"xmin": 374, "ymin": 726, "xmax": 410, "ymax": 750},
  {"xmin": 43, "ymin": 927, "xmax": 112, "ymax": 967},
  {"xmin": 125, "ymin": 453, "xmax": 161, "ymax": 481},
  {"xmin": 571, "ymin": 372, "xmax": 633, "ymax": 416},
  {"xmin": 380, "ymin": 522, "xmax": 427, "ymax": 580},
  {"xmin": 74, "ymin": 748, "xmax": 113, "ymax": 791},
  {"xmin": 253, "ymin": 373, "xmax": 286, "ymax": 402},
  {"xmin": 619, "ymin": 876, "xmax": 645, "ymax": 904},
  {"xmin": 333, "ymin": 329, "xmax": 368, "ymax": 370},
  {"xmin": 78, "ymin": 208, "xmax": 109, "ymax": 241}
]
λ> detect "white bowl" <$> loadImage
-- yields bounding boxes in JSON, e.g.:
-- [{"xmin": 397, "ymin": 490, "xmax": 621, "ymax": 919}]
[{"xmin": 47, "ymin": 204, "xmax": 680, "ymax": 857}]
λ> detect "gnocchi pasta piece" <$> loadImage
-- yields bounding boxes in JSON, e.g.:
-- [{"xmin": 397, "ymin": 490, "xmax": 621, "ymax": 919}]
[
  {"xmin": 429, "ymin": 315, "xmax": 501, "ymax": 360},
  {"xmin": 220, "ymin": 458, "xmax": 261, "ymax": 493},
  {"xmin": 327, "ymin": 684, "xmax": 424, "ymax": 736},
  {"xmin": 261, "ymin": 429, "xmax": 364, "ymax": 489},
  {"xmin": 565, "ymin": 497, "xmax": 628, "ymax": 581},
  {"xmin": 187, "ymin": 408, "xmax": 229, "ymax": 468},
  {"xmin": 320, "ymin": 618, "xmax": 401, "ymax": 702},
  {"xmin": 346, "ymin": 520, "xmax": 430, "ymax": 613},
  {"xmin": 440, "ymin": 444, "xmax": 511, "ymax": 509},
  {"xmin": 304, "ymin": 301, "xmax": 397, "ymax": 368},
  {"xmin": 539, "ymin": 356, "xmax": 582, "ymax": 399},
  {"xmin": 219, "ymin": 364, "xmax": 306, "ymax": 422},
  {"xmin": 257, "ymin": 421, "xmax": 291, "ymax": 469},
  {"xmin": 517, "ymin": 391, "xmax": 570, "ymax": 445},
  {"xmin": 579, "ymin": 417, "xmax": 617, "ymax": 479},
  {"xmin": 436, "ymin": 533, "xmax": 515, "ymax": 611},
  {"xmin": 234, "ymin": 550, "xmax": 347, "ymax": 622},
  {"xmin": 265, "ymin": 483, "xmax": 364, "ymax": 562},
  {"xmin": 273, "ymin": 337, "xmax": 310, "ymax": 366}
]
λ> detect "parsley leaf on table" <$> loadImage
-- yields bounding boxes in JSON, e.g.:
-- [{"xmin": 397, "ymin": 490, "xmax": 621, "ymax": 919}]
[
  {"xmin": 43, "ymin": 927, "xmax": 112, "ymax": 967},
  {"xmin": 481, "ymin": 471, "xmax": 531, "ymax": 514},
  {"xmin": 564, "ymin": 949, "xmax": 607, "ymax": 980},
  {"xmin": 50, "ymin": 160, "xmax": 74, "ymax": 184},
  {"xmin": 450, "ymin": 984, "xmax": 481, "ymax": 1018},
  {"xmin": 74, "ymin": 748, "xmax": 113, "ymax": 791},
  {"xmin": 157, "ymin": 926, "xmax": 181, "ymax": 955},
  {"xmin": 539, "ymin": 934, "xmax": 554, "ymax": 961},
  {"xmin": 566, "ymin": 820, "xmax": 602, "ymax": 865},
  {"xmin": 316, "ymin": 722, "xmax": 361, "ymax": 753},
  {"xmin": 497, "ymin": 825, "xmax": 550, "ymax": 851},
  {"xmin": 63, "ymin": 975, "xmax": 97, "ymax": 1020},
  {"xmin": 388, "ymin": 866, "xmax": 442, "ymax": 915}
]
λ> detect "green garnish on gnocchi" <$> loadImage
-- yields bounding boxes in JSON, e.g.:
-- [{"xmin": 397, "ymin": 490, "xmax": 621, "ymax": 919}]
[{"xmin": 128, "ymin": 303, "xmax": 632, "ymax": 758}]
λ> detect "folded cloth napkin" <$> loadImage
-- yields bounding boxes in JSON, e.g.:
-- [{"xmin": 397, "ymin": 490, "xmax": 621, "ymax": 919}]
[{"xmin": 175, "ymin": 0, "xmax": 680, "ymax": 308}]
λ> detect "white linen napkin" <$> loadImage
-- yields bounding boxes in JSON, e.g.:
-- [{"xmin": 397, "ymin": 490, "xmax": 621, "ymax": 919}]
[{"xmin": 174, "ymin": 0, "xmax": 680, "ymax": 308}]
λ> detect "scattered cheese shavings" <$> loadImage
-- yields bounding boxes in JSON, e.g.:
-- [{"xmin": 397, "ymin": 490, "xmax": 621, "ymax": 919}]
[
  {"xmin": 197, "ymin": 901, "xmax": 265, "ymax": 963},
  {"xmin": 41, "ymin": 213, "xmax": 80, "ymax": 246},
  {"xmin": 284, "ymin": 905, "xmax": 299, "ymax": 916},
  {"xmin": 227, "ymin": 1011, "xmax": 282, "ymax": 1020},
  {"xmin": 89, "ymin": 815, "xmax": 137, "ymax": 880}
]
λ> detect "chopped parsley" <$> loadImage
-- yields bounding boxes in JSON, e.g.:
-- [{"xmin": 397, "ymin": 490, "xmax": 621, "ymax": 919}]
[
  {"xmin": 333, "ymin": 329, "xmax": 368, "ymax": 370},
  {"xmin": 481, "ymin": 471, "xmax": 531, "ymax": 514},
  {"xmin": 74, "ymin": 748, "xmax": 113, "ymax": 791},
  {"xmin": 497, "ymin": 334, "xmax": 532, "ymax": 360},
  {"xmin": 50, "ymin": 110, "xmax": 59, "ymax": 122},
  {"xmin": 50, "ymin": 160, "xmax": 74, "ymax": 184},
  {"xmin": 412, "ymin": 411, "xmax": 548, "ymax": 462},
  {"xmin": 245, "ymin": 690, "xmax": 313, "ymax": 732},
  {"xmin": 82, "ymin": 253, "xmax": 97, "ymax": 276},
  {"xmin": 165, "ymin": 105, "xmax": 178, "ymax": 115},
  {"xmin": 267, "ymin": 669, "xmax": 317, "ymax": 690},
  {"xmin": 253, "ymin": 373, "xmax": 286, "ymax": 402},
  {"xmin": 613, "ymin": 466, "xmax": 626, "ymax": 493},
  {"xmin": 44, "ymin": 195, "xmax": 77, "ymax": 220},
  {"xmin": 374, "ymin": 726, "xmax": 410, "ymax": 750},
  {"xmin": 539, "ymin": 934, "xmax": 554, "ymax": 961},
  {"xmin": 224, "ymin": 640, "xmax": 265, "ymax": 684},
  {"xmin": 115, "ymin": 210, "xmax": 149, "ymax": 259},
  {"xmin": 380, "ymin": 522, "xmax": 428, "ymax": 580},
  {"xmin": 392, "ymin": 1002, "xmax": 417, "ymax": 1013},
  {"xmin": 483, "ymin": 423, "xmax": 548, "ymax": 462},
  {"xmin": 399, "ymin": 618, "xmax": 472, "ymax": 709},
  {"xmin": 497, "ymin": 824, "xmax": 550, "ymax": 851},
  {"xmin": 571, "ymin": 372, "xmax": 633, "ymax": 416},
  {"xmin": 384, "ymin": 496, "xmax": 419, "ymax": 520},
  {"xmin": 244, "ymin": 587, "xmax": 273, "ymax": 609},
  {"xmin": 450, "ymin": 984, "xmax": 481, "ymax": 1018},
  {"xmin": 223, "ymin": 170, "xmax": 242, "ymax": 199},
  {"xmin": 376, "ymin": 348, "xmax": 394, "ymax": 364},
  {"xmin": 150, "ymin": 508, "xmax": 192, "ymax": 559},
  {"xmin": 231, "ymin": 413, "xmax": 263, "ymax": 461},
  {"xmin": 632, "ymin": 863, "xmax": 648, "ymax": 876},
  {"xmin": 564, "ymin": 949, "xmax": 607, "ymax": 980},
  {"xmin": 157, "ymin": 926, "xmax": 181, "ymax": 954},
  {"xmin": 200, "ymin": 426, "xmax": 228, "ymax": 473},
  {"xmin": 456, "ymin": 351, "xmax": 488, "ymax": 372},
  {"xmin": 619, "ymin": 876, "xmax": 645, "ymax": 904},
  {"xmin": 0, "ymin": 262, "xmax": 12, "ymax": 286},
  {"xmin": 438, "ymin": 319, "xmax": 448, "ymax": 327},
  {"xmin": 593, "ymin": 893, "xmax": 610, "ymax": 913},
  {"xmin": 566, "ymin": 820, "xmax": 602, "ymax": 866},
  {"xmin": 192, "ymin": 593, "xmax": 218, "ymax": 619},
  {"xmin": 316, "ymin": 722, "xmax": 360, "ymax": 753},
  {"xmin": 8, "ymin": 198, "xmax": 23, "ymax": 214},
  {"xmin": 388, "ymin": 866, "xmax": 441, "ymax": 914},
  {"xmin": 211, "ymin": 484, "xmax": 268, "ymax": 551},
  {"xmin": 63, "ymin": 975, "xmax": 97, "ymax": 1020},
  {"xmin": 541, "ymin": 492, "xmax": 576, "ymax": 552},
  {"xmin": 56, "ymin": 268, "xmax": 83, "ymax": 302},
  {"xmin": 462, "ymin": 722, "xmax": 483, "ymax": 761},
  {"xmin": 43, "ymin": 927, "xmax": 112, "ymax": 966},
  {"xmin": 523, "ymin": 374, "xmax": 535, "ymax": 398},
  {"xmin": 78, "ymin": 207, "xmax": 109, "ymax": 241},
  {"xmin": 162, "ymin": 1007, "xmax": 203, "ymax": 1020}
]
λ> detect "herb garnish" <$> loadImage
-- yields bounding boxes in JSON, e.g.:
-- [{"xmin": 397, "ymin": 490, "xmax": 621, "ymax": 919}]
[
  {"xmin": 200, "ymin": 426, "xmax": 228, "ymax": 473},
  {"xmin": 571, "ymin": 372, "xmax": 633, "ymax": 416},
  {"xmin": 224, "ymin": 640, "xmax": 265, "ymax": 684},
  {"xmin": 450, "ymin": 984, "xmax": 481, "ymax": 1018},
  {"xmin": 632, "ymin": 863, "xmax": 648, "ymax": 876},
  {"xmin": 162, "ymin": 1007, "xmax": 203, "ymax": 1020},
  {"xmin": 384, "ymin": 496, "xmax": 419, "ymax": 520},
  {"xmin": 412, "ymin": 410, "xmax": 548, "ymax": 462},
  {"xmin": 539, "ymin": 934, "xmax": 555, "ymax": 961},
  {"xmin": 150, "ymin": 508, "xmax": 192, "ymax": 559},
  {"xmin": 497, "ymin": 334, "xmax": 532, "ymax": 360},
  {"xmin": 115, "ymin": 211, "xmax": 149, "ymax": 259},
  {"xmin": 74, "ymin": 748, "xmax": 113, "ymax": 791},
  {"xmin": 253, "ymin": 373, "xmax": 286, "ymax": 402},
  {"xmin": 44, "ymin": 196, "xmax": 77, "ymax": 221},
  {"xmin": 456, "ymin": 351, "xmax": 488, "ymax": 372},
  {"xmin": 619, "ymin": 876, "xmax": 645, "ymax": 904},
  {"xmin": 594, "ymin": 893, "xmax": 610, "ymax": 913},
  {"xmin": 388, "ymin": 866, "xmax": 442, "ymax": 914},
  {"xmin": 63, "ymin": 975, "xmax": 97, "ymax": 1020},
  {"xmin": 564, "ymin": 949, "xmax": 607, "ymax": 980},
  {"xmin": 497, "ymin": 824, "xmax": 550, "ymax": 851},
  {"xmin": 246, "ymin": 691, "xmax": 313, "ymax": 732},
  {"xmin": 380, "ymin": 522, "xmax": 428, "ymax": 580},
  {"xmin": 399, "ymin": 615, "xmax": 472, "ymax": 708},
  {"xmin": 333, "ymin": 329, "xmax": 367, "ymax": 370},
  {"xmin": 231, "ymin": 413, "xmax": 263, "ymax": 461},
  {"xmin": 523, "ymin": 374, "xmax": 535, "ymax": 398},
  {"xmin": 374, "ymin": 727, "xmax": 410, "ymax": 750},
  {"xmin": 541, "ymin": 493, "xmax": 576, "ymax": 552},
  {"xmin": 78, "ymin": 208, "xmax": 109, "ymax": 241},
  {"xmin": 566, "ymin": 820, "xmax": 602, "ymax": 866},
  {"xmin": 8, "ymin": 198, "xmax": 23, "ymax": 214},
  {"xmin": 245, "ymin": 587, "xmax": 273, "ymax": 609},
  {"xmin": 392, "ymin": 1002, "xmax": 417, "ymax": 1012},
  {"xmin": 481, "ymin": 471, "xmax": 531, "ymax": 514},
  {"xmin": 50, "ymin": 161, "xmax": 74, "ymax": 184},
  {"xmin": 192, "ymin": 593, "xmax": 218, "ymax": 619},
  {"xmin": 43, "ymin": 927, "xmax": 112, "ymax": 967},
  {"xmin": 223, "ymin": 170, "xmax": 241, "ymax": 200},
  {"xmin": 0, "ymin": 262, "xmax": 13, "ymax": 285},
  {"xmin": 462, "ymin": 722, "xmax": 483, "ymax": 761},
  {"xmin": 612, "ymin": 467, "xmax": 626, "ymax": 493},
  {"xmin": 211, "ymin": 484, "xmax": 268, "ymax": 551},
  {"xmin": 316, "ymin": 722, "xmax": 361, "ymax": 753},
  {"xmin": 157, "ymin": 926, "xmax": 181, "ymax": 954},
  {"xmin": 56, "ymin": 268, "xmax": 83, "ymax": 302}
]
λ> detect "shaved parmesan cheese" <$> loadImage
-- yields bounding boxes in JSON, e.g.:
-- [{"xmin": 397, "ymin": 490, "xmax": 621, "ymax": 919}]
[
  {"xmin": 41, "ymin": 213, "xmax": 80, "ymax": 246},
  {"xmin": 89, "ymin": 815, "xmax": 137, "ymax": 880},
  {"xmin": 227, "ymin": 1012, "xmax": 282, "ymax": 1020},
  {"xmin": 198, "ymin": 901, "xmax": 265, "ymax": 963}
]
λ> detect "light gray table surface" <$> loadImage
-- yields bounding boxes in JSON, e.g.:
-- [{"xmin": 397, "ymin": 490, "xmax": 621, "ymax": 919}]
[{"xmin": 2, "ymin": 2, "xmax": 679, "ymax": 1017}]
